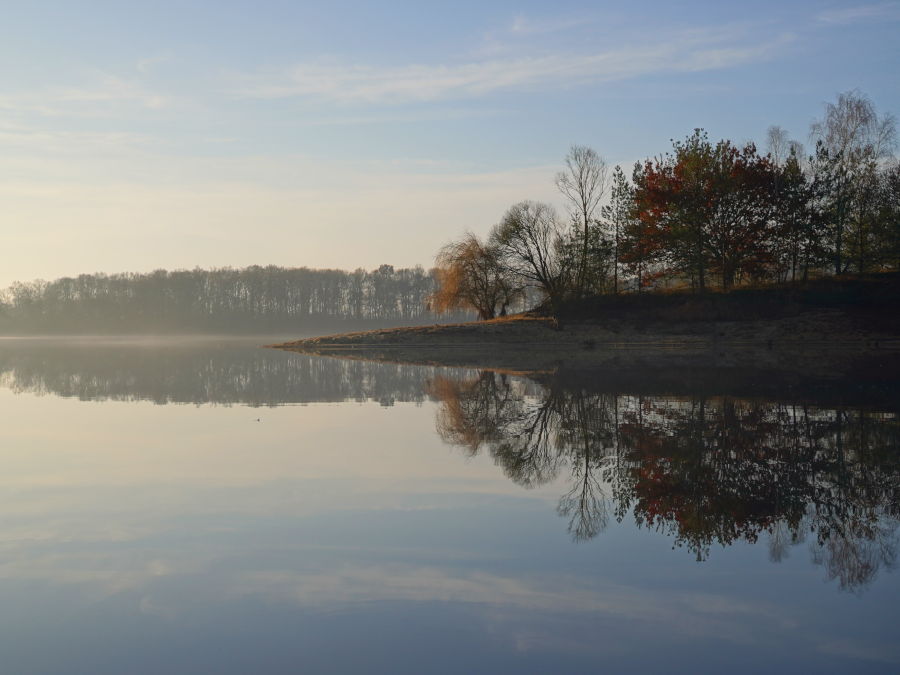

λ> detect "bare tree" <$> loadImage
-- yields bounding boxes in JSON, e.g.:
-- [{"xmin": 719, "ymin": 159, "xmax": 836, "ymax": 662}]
[
  {"xmin": 492, "ymin": 201, "xmax": 571, "ymax": 310},
  {"xmin": 767, "ymin": 125, "xmax": 791, "ymax": 168},
  {"xmin": 811, "ymin": 90, "xmax": 897, "ymax": 162},
  {"xmin": 766, "ymin": 126, "xmax": 804, "ymax": 168},
  {"xmin": 555, "ymin": 145, "xmax": 609, "ymax": 296},
  {"xmin": 810, "ymin": 91, "xmax": 897, "ymax": 273}
]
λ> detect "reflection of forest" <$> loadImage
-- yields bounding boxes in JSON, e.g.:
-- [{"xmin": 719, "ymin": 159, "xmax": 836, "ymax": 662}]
[
  {"xmin": 3, "ymin": 341, "xmax": 897, "ymax": 591},
  {"xmin": 0, "ymin": 341, "xmax": 473, "ymax": 406},
  {"xmin": 428, "ymin": 372, "xmax": 900, "ymax": 592}
]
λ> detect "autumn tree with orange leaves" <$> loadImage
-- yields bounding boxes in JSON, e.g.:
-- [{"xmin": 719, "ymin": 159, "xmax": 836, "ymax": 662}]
[{"xmin": 430, "ymin": 233, "xmax": 519, "ymax": 320}]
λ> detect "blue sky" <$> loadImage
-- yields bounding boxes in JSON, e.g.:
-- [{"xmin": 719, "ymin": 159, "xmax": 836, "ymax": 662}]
[{"xmin": 1, "ymin": 1, "xmax": 898, "ymax": 285}]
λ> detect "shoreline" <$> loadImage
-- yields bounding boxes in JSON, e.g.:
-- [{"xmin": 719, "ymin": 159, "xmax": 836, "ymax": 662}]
[{"xmin": 269, "ymin": 310, "xmax": 900, "ymax": 382}]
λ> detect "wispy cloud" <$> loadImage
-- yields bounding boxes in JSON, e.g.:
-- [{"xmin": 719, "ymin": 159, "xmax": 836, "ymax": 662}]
[
  {"xmin": 137, "ymin": 53, "xmax": 174, "ymax": 74},
  {"xmin": 817, "ymin": 2, "xmax": 900, "ymax": 24},
  {"xmin": 54, "ymin": 75, "xmax": 169, "ymax": 109},
  {"xmin": 508, "ymin": 14, "xmax": 590, "ymax": 36},
  {"xmin": 0, "ymin": 73, "xmax": 170, "ymax": 117},
  {"xmin": 0, "ymin": 120, "xmax": 151, "ymax": 155},
  {"xmin": 231, "ymin": 28, "xmax": 794, "ymax": 105},
  {"xmin": 475, "ymin": 12, "xmax": 593, "ymax": 58}
]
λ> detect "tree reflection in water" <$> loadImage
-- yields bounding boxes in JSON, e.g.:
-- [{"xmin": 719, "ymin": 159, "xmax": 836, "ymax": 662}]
[{"xmin": 427, "ymin": 371, "xmax": 900, "ymax": 592}]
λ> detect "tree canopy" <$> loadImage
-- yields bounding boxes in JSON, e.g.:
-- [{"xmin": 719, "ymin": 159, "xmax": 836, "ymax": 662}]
[{"xmin": 432, "ymin": 90, "xmax": 898, "ymax": 311}]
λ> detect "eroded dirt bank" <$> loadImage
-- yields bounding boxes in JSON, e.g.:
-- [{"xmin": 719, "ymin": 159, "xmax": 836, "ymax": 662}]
[{"xmin": 269, "ymin": 310, "xmax": 900, "ymax": 383}]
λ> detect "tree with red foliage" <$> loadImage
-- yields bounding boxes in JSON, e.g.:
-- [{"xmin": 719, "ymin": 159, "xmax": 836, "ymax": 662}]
[
  {"xmin": 631, "ymin": 130, "xmax": 777, "ymax": 291},
  {"xmin": 620, "ymin": 162, "xmax": 664, "ymax": 291},
  {"xmin": 704, "ymin": 141, "xmax": 775, "ymax": 288}
]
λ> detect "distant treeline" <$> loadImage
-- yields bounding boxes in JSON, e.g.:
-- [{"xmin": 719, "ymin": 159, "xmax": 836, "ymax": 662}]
[{"xmin": 0, "ymin": 264, "xmax": 471, "ymax": 334}]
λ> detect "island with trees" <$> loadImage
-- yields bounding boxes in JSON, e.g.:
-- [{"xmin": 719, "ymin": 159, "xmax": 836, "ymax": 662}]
[{"xmin": 275, "ymin": 91, "xmax": 900, "ymax": 376}]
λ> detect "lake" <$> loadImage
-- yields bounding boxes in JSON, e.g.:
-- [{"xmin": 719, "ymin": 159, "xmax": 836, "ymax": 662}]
[{"xmin": 0, "ymin": 337, "xmax": 897, "ymax": 674}]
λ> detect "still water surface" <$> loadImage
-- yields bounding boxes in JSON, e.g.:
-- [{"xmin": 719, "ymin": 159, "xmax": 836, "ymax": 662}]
[{"xmin": 0, "ymin": 338, "xmax": 897, "ymax": 674}]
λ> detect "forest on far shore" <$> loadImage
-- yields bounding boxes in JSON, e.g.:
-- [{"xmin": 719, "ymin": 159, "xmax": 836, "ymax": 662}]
[{"xmin": 0, "ymin": 265, "xmax": 471, "ymax": 335}]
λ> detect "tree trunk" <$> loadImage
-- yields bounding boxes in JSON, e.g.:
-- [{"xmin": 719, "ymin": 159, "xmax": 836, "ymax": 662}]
[{"xmin": 613, "ymin": 219, "xmax": 619, "ymax": 294}]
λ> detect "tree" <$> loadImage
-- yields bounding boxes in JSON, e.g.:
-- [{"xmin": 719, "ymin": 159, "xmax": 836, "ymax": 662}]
[
  {"xmin": 874, "ymin": 162, "xmax": 900, "ymax": 269},
  {"xmin": 766, "ymin": 125, "xmax": 804, "ymax": 168},
  {"xmin": 767, "ymin": 126, "xmax": 811, "ymax": 282},
  {"xmin": 431, "ymin": 233, "xmax": 518, "ymax": 320},
  {"xmin": 635, "ymin": 130, "xmax": 716, "ymax": 291},
  {"xmin": 555, "ymin": 146, "xmax": 609, "ymax": 296},
  {"xmin": 810, "ymin": 90, "xmax": 897, "ymax": 273},
  {"xmin": 847, "ymin": 157, "xmax": 881, "ymax": 273},
  {"xmin": 620, "ymin": 162, "xmax": 664, "ymax": 292},
  {"xmin": 631, "ymin": 131, "xmax": 776, "ymax": 291},
  {"xmin": 491, "ymin": 201, "xmax": 572, "ymax": 310},
  {"xmin": 601, "ymin": 166, "xmax": 634, "ymax": 293},
  {"xmin": 772, "ymin": 148, "xmax": 821, "ymax": 282},
  {"xmin": 704, "ymin": 141, "xmax": 775, "ymax": 288}
]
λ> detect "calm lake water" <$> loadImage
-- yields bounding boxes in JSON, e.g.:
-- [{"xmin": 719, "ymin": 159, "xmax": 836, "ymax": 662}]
[{"xmin": 0, "ymin": 337, "xmax": 897, "ymax": 674}]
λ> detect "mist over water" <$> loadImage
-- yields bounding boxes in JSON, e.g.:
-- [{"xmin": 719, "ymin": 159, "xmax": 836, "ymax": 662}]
[
  {"xmin": 0, "ymin": 338, "xmax": 897, "ymax": 673},
  {"xmin": 0, "ymin": 337, "xmax": 475, "ymax": 406}
]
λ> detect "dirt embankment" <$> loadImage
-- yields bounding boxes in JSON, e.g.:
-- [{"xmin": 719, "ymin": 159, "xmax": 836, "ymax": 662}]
[
  {"xmin": 269, "ymin": 275, "xmax": 900, "ymax": 377},
  {"xmin": 269, "ymin": 307, "xmax": 899, "ymax": 379}
]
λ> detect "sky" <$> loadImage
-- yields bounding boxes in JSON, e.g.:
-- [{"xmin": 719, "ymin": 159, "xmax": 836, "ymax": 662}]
[{"xmin": 1, "ymin": 0, "xmax": 898, "ymax": 287}]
